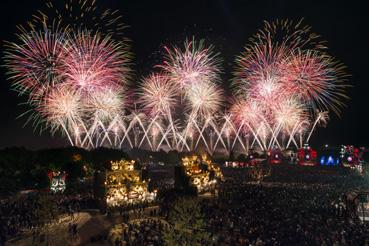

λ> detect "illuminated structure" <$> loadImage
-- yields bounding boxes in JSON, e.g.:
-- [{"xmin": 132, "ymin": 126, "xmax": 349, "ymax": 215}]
[
  {"xmin": 48, "ymin": 171, "xmax": 66, "ymax": 193},
  {"xmin": 297, "ymin": 145, "xmax": 318, "ymax": 166},
  {"xmin": 105, "ymin": 160, "xmax": 156, "ymax": 207},
  {"xmin": 181, "ymin": 154, "xmax": 223, "ymax": 193},
  {"xmin": 320, "ymin": 145, "xmax": 340, "ymax": 166},
  {"xmin": 340, "ymin": 145, "xmax": 366, "ymax": 173},
  {"xmin": 320, "ymin": 155, "xmax": 339, "ymax": 166},
  {"xmin": 340, "ymin": 145, "xmax": 364, "ymax": 167},
  {"xmin": 267, "ymin": 149, "xmax": 283, "ymax": 165}
]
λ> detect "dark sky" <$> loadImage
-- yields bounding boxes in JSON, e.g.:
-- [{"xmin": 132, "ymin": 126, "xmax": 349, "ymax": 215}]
[{"xmin": 0, "ymin": 0, "xmax": 368, "ymax": 149}]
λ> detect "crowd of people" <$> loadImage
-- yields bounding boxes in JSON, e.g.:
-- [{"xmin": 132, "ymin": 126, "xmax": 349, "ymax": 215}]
[
  {"xmin": 201, "ymin": 168, "xmax": 369, "ymax": 245},
  {"xmin": 0, "ymin": 194, "xmax": 41, "ymax": 244},
  {"xmin": 112, "ymin": 219, "xmax": 168, "ymax": 246},
  {"xmin": 106, "ymin": 201, "xmax": 157, "ymax": 217},
  {"xmin": 0, "ymin": 192, "xmax": 94, "ymax": 245}
]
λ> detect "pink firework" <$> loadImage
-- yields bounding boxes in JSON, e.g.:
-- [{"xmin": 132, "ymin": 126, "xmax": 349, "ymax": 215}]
[
  {"xmin": 138, "ymin": 73, "xmax": 179, "ymax": 117},
  {"xmin": 32, "ymin": 0, "xmax": 127, "ymax": 39},
  {"xmin": 186, "ymin": 82, "xmax": 224, "ymax": 119},
  {"xmin": 249, "ymin": 73, "xmax": 287, "ymax": 107},
  {"xmin": 233, "ymin": 27, "xmax": 289, "ymax": 98},
  {"xmin": 86, "ymin": 87, "xmax": 125, "ymax": 122},
  {"xmin": 234, "ymin": 19, "xmax": 348, "ymax": 116},
  {"xmin": 273, "ymin": 98, "xmax": 307, "ymax": 130},
  {"xmin": 62, "ymin": 30, "xmax": 131, "ymax": 93},
  {"xmin": 4, "ymin": 26, "xmax": 66, "ymax": 98},
  {"xmin": 282, "ymin": 50, "xmax": 348, "ymax": 114},
  {"xmin": 250, "ymin": 19, "xmax": 327, "ymax": 53},
  {"xmin": 158, "ymin": 39, "xmax": 222, "ymax": 90},
  {"xmin": 38, "ymin": 83, "xmax": 83, "ymax": 130},
  {"xmin": 230, "ymin": 99, "xmax": 263, "ymax": 128}
]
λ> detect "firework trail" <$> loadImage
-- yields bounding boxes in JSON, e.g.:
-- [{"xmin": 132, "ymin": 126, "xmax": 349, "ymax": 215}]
[
  {"xmin": 138, "ymin": 73, "xmax": 180, "ymax": 149},
  {"xmin": 155, "ymin": 38, "xmax": 224, "ymax": 152},
  {"xmin": 37, "ymin": 83, "xmax": 83, "ymax": 145}
]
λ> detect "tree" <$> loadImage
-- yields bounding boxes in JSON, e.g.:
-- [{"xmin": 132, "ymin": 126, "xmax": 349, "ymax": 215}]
[{"xmin": 163, "ymin": 197, "xmax": 211, "ymax": 246}]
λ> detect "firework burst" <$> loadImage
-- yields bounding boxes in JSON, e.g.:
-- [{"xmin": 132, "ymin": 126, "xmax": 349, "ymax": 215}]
[
  {"xmin": 273, "ymin": 98, "xmax": 307, "ymax": 130},
  {"xmin": 38, "ymin": 84, "xmax": 82, "ymax": 134},
  {"xmin": 138, "ymin": 73, "xmax": 179, "ymax": 117},
  {"xmin": 63, "ymin": 30, "xmax": 131, "ymax": 93},
  {"xmin": 231, "ymin": 19, "xmax": 349, "ymax": 149},
  {"xmin": 158, "ymin": 39, "xmax": 222, "ymax": 90},
  {"xmin": 87, "ymin": 87, "xmax": 125, "ymax": 122},
  {"xmin": 283, "ymin": 50, "xmax": 349, "ymax": 114},
  {"xmin": 3, "ymin": 26, "xmax": 66, "ymax": 98},
  {"xmin": 186, "ymin": 82, "xmax": 223, "ymax": 119},
  {"xmin": 234, "ymin": 19, "xmax": 349, "ymax": 115}
]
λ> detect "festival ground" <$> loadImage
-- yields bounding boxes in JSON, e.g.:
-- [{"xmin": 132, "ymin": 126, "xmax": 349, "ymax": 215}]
[{"xmin": 3, "ymin": 163, "xmax": 369, "ymax": 245}]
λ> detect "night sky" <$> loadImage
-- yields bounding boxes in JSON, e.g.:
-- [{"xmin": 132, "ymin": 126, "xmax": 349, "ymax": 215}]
[{"xmin": 0, "ymin": 0, "xmax": 368, "ymax": 149}]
